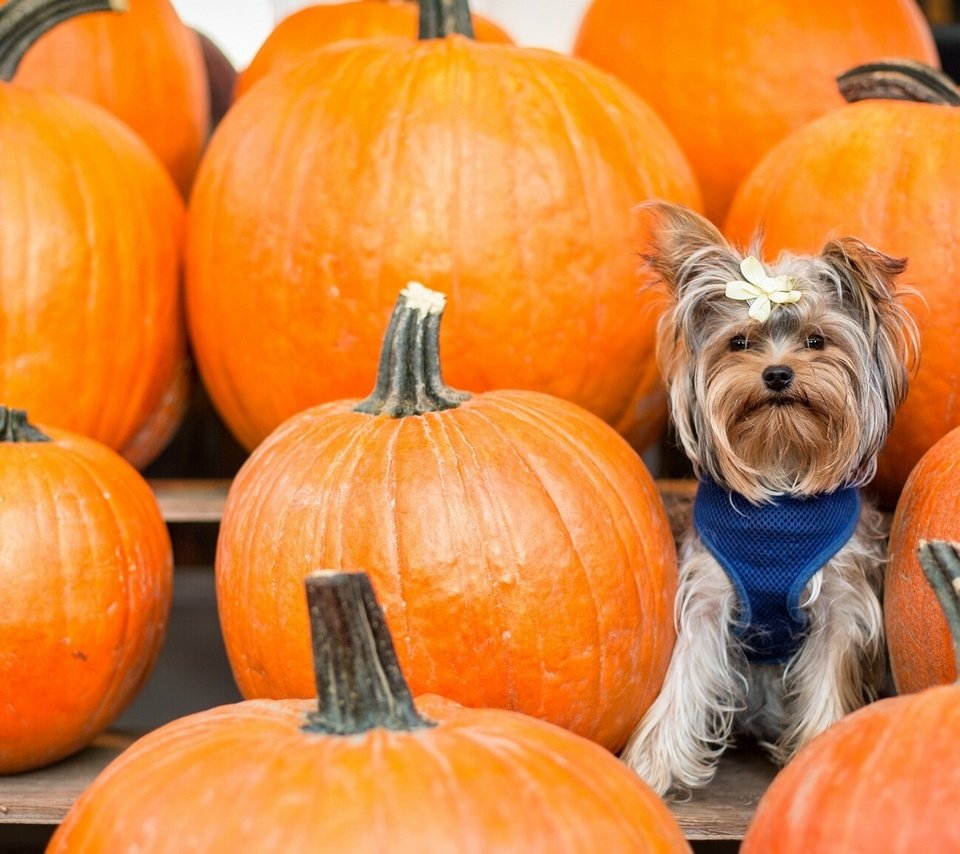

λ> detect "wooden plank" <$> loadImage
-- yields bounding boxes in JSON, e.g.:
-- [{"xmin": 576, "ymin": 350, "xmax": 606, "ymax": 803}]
[
  {"xmin": 149, "ymin": 478, "xmax": 697, "ymax": 528},
  {"xmin": 0, "ymin": 731, "xmax": 772, "ymax": 837},
  {"xmin": 149, "ymin": 478, "xmax": 230, "ymax": 522},
  {"xmin": 670, "ymin": 748, "xmax": 777, "ymax": 840},
  {"xmin": 0, "ymin": 733, "xmax": 136, "ymax": 825}
]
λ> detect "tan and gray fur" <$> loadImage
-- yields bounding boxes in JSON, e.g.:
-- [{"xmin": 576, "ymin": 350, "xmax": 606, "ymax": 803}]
[{"xmin": 621, "ymin": 202, "xmax": 918, "ymax": 796}]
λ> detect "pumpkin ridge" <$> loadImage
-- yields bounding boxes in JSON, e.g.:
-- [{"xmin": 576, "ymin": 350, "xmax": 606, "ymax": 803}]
[
  {"xmin": 273, "ymin": 416, "xmax": 382, "ymax": 689},
  {"xmin": 370, "ymin": 45, "xmax": 428, "ymax": 315},
  {"xmin": 430, "ymin": 407, "xmax": 521, "ymax": 710},
  {"xmin": 522, "ymin": 54, "xmax": 603, "ymax": 401},
  {"xmin": 462, "ymin": 400, "xmax": 607, "ymax": 732},
  {"xmin": 487, "ymin": 393, "xmax": 676, "ymax": 728},
  {"xmin": 55, "ymin": 443, "xmax": 169, "ymax": 732},
  {"xmin": 483, "ymin": 723, "xmax": 674, "ymax": 848},
  {"xmin": 219, "ymin": 414, "xmax": 360, "ymax": 692}
]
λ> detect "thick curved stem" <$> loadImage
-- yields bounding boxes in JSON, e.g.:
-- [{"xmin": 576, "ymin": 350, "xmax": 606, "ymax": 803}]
[
  {"xmin": 418, "ymin": 0, "xmax": 474, "ymax": 40},
  {"xmin": 303, "ymin": 571, "xmax": 435, "ymax": 735},
  {"xmin": 0, "ymin": 407, "xmax": 51, "ymax": 442},
  {"xmin": 837, "ymin": 59, "xmax": 960, "ymax": 107},
  {"xmin": 354, "ymin": 282, "xmax": 471, "ymax": 418},
  {"xmin": 0, "ymin": 0, "xmax": 126, "ymax": 82},
  {"xmin": 917, "ymin": 540, "xmax": 960, "ymax": 677}
]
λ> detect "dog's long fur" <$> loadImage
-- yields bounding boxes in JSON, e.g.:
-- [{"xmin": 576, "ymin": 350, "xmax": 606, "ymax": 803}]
[{"xmin": 621, "ymin": 202, "xmax": 918, "ymax": 796}]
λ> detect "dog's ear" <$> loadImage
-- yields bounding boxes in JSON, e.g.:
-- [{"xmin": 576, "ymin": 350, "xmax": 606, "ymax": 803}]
[
  {"xmin": 820, "ymin": 237, "xmax": 919, "ymax": 413},
  {"xmin": 636, "ymin": 201, "xmax": 737, "ymax": 297}
]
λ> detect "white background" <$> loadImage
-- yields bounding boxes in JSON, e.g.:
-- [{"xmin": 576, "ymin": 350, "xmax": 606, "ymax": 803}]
[{"xmin": 170, "ymin": 0, "xmax": 593, "ymax": 69}]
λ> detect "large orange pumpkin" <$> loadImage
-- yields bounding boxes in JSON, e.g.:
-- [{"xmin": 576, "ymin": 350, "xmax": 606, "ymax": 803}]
[
  {"xmin": 885, "ymin": 426, "xmax": 960, "ymax": 693},
  {"xmin": 186, "ymin": 0, "xmax": 700, "ymax": 453},
  {"xmin": 574, "ymin": 0, "xmax": 937, "ymax": 224},
  {"xmin": 215, "ymin": 284, "xmax": 678, "ymax": 752},
  {"xmin": 0, "ymin": 408, "xmax": 173, "ymax": 774},
  {"xmin": 741, "ymin": 541, "xmax": 960, "ymax": 853},
  {"xmin": 724, "ymin": 61, "xmax": 960, "ymax": 508},
  {"xmin": 235, "ymin": 0, "xmax": 513, "ymax": 99},
  {"xmin": 8, "ymin": 0, "xmax": 209, "ymax": 195},
  {"xmin": 50, "ymin": 572, "xmax": 690, "ymax": 853},
  {"xmin": 0, "ymin": 0, "xmax": 187, "ymax": 468}
]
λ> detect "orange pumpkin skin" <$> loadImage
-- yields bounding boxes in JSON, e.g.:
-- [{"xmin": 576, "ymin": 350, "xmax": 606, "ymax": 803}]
[
  {"xmin": 741, "ymin": 685, "xmax": 960, "ymax": 852},
  {"xmin": 0, "ymin": 421, "xmax": 173, "ymax": 774},
  {"xmin": 724, "ymin": 99, "xmax": 960, "ymax": 508},
  {"xmin": 0, "ymin": 86, "xmax": 187, "ymax": 466},
  {"xmin": 574, "ymin": 0, "xmax": 937, "ymax": 224},
  {"xmin": 186, "ymin": 37, "xmax": 700, "ymax": 452},
  {"xmin": 217, "ymin": 392, "xmax": 678, "ymax": 752},
  {"xmin": 49, "ymin": 695, "xmax": 690, "ymax": 853},
  {"xmin": 885, "ymin": 427, "xmax": 960, "ymax": 693},
  {"xmin": 9, "ymin": 0, "xmax": 209, "ymax": 195},
  {"xmin": 235, "ymin": 0, "xmax": 513, "ymax": 99}
]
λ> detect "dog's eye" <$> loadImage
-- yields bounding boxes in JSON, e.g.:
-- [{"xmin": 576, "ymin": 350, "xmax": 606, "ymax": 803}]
[
  {"xmin": 805, "ymin": 334, "xmax": 825, "ymax": 350},
  {"xmin": 729, "ymin": 335, "xmax": 751, "ymax": 351}
]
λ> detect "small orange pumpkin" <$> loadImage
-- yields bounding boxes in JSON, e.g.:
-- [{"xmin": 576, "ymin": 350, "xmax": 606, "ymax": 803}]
[
  {"xmin": 49, "ymin": 571, "xmax": 690, "ymax": 853},
  {"xmin": 8, "ymin": 0, "xmax": 209, "ymax": 195},
  {"xmin": 216, "ymin": 283, "xmax": 678, "ymax": 752},
  {"xmin": 724, "ymin": 61, "xmax": 960, "ymax": 508},
  {"xmin": 741, "ymin": 541, "xmax": 960, "ymax": 853},
  {"xmin": 0, "ymin": 408, "xmax": 173, "ymax": 774},
  {"xmin": 186, "ymin": 0, "xmax": 700, "ymax": 453},
  {"xmin": 235, "ymin": 0, "xmax": 513, "ymax": 99},
  {"xmin": 0, "ymin": 0, "xmax": 188, "ymax": 468},
  {"xmin": 574, "ymin": 0, "xmax": 937, "ymax": 224},
  {"xmin": 885, "ymin": 426, "xmax": 960, "ymax": 693}
]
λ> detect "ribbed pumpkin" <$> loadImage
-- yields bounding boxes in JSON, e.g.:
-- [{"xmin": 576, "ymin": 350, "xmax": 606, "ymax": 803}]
[
  {"xmin": 186, "ymin": 0, "xmax": 700, "ymax": 453},
  {"xmin": 574, "ymin": 0, "xmax": 937, "ymax": 224},
  {"xmin": 216, "ymin": 284, "xmax": 678, "ymax": 752},
  {"xmin": 8, "ymin": 0, "xmax": 209, "ymax": 195},
  {"xmin": 741, "ymin": 541, "xmax": 960, "ymax": 853},
  {"xmin": 0, "ymin": 408, "xmax": 172, "ymax": 774},
  {"xmin": 0, "ymin": 0, "xmax": 187, "ymax": 468},
  {"xmin": 724, "ymin": 61, "xmax": 960, "ymax": 508},
  {"xmin": 50, "ymin": 572, "xmax": 690, "ymax": 853},
  {"xmin": 885, "ymin": 426, "xmax": 960, "ymax": 694},
  {"xmin": 235, "ymin": 0, "xmax": 513, "ymax": 99}
]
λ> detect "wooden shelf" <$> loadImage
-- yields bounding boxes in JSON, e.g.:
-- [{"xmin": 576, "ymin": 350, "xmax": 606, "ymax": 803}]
[{"xmin": 0, "ymin": 731, "xmax": 775, "ymax": 840}]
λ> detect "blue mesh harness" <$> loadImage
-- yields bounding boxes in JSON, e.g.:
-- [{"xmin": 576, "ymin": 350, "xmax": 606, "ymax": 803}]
[{"xmin": 693, "ymin": 477, "xmax": 861, "ymax": 663}]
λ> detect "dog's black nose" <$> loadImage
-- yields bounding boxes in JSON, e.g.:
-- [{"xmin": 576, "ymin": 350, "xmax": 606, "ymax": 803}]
[{"xmin": 763, "ymin": 365, "xmax": 794, "ymax": 392}]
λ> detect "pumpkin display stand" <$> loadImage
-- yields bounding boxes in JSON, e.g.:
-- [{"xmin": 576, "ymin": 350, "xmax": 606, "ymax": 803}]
[{"xmin": 0, "ymin": 476, "xmax": 774, "ymax": 850}]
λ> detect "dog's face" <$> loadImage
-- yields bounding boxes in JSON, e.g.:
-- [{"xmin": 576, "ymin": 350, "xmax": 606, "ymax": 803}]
[{"xmin": 642, "ymin": 202, "xmax": 918, "ymax": 502}]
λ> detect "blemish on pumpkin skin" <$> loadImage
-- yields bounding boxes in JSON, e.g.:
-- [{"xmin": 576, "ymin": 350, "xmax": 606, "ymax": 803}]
[{"xmin": 72, "ymin": 651, "xmax": 88, "ymax": 661}]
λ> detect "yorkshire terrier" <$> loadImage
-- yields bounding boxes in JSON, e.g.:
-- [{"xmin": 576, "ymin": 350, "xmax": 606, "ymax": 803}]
[{"xmin": 621, "ymin": 202, "xmax": 919, "ymax": 795}]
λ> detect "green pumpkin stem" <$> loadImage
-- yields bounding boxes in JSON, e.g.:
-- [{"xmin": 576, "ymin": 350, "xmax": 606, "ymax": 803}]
[
  {"xmin": 0, "ymin": 0, "xmax": 126, "ymax": 82},
  {"xmin": 418, "ymin": 0, "xmax": 474, "ymax": 40},
  {"xmin": 0, "ymin": 407, "xmax": 51, "ymax": 442},
  {"xmin": 917, "ymin": 540, "xmax": 960, "ymax": 676},
  {"xmin": 837, "ymin": 59, "xmax": 960, "ymax": 107},
  {"xmin": 302, "ymin": 571, "xmax": 435, "ymax": 735},
  {"xmin": 354, "ymin": 282, "xmax": 471, "ymax": 418}
]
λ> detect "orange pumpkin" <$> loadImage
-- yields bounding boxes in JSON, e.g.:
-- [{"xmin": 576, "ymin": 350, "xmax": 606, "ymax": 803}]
[
  {"xmin": 186, "ymin": 0, "xmax": 700, "ymax": 453},
  {"xmin": 0, "ymin": 0, "xmax": 187, "ymax": 468},
  {"xmin": 50, "ymin": 571, "xmax": 690, "ymax": 853},
  {"xmin": 0, "ymin": 408, "xmax": 173, "ymax": 774},
  {"xmin": 741, "ymin": 541, "xmax": 960, "ymax": 853},
  {"xmin": 216, "ymin": 284, "xmax": 678, "ymax": 752},
  {"xmin": 574, "ymin": 0, "xmax": 937, "ymax": 224},
  {"xmin": 724, "ymin": 61, "xmax": 960, "ymax": 508},
  {"xmin": 235, "ymin": 0, "xmax": 513, "ymax": 99},
  {"xmin": 885, "ymin": 426, "xmax": 960, "ymax": 693},
  {"xmin": 8, "ymin": 0, "xmax": 209, "ymax": 195}
]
